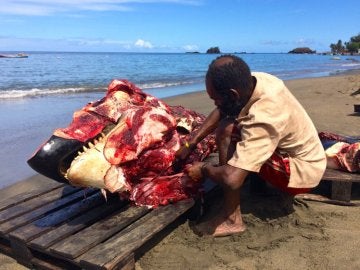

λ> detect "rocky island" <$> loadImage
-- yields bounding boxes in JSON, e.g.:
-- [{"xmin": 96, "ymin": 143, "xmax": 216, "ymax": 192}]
[{"xmin": 288, "ymin": 47, "xmax": 316, "ymax": 54}]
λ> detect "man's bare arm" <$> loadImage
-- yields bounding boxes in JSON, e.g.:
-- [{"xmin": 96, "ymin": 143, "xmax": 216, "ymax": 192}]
[
  {"xmin": 175, "ymin": 108, "xmax": 221, "ymax": 161},
  {"xmin": 188, "ymin": 108, "xmax": 221, "ymax": 146}
]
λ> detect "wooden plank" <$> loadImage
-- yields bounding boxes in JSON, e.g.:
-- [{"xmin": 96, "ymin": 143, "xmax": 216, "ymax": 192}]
[
  {"xmin": 0, "ymin": 181, "xmax": 65, "ymax": 211},
  {"xmin": 331, "ymin": 181, "xmax": 353, "ymax": 202},
  {"xmin": 112, "ymin": 253, "xmax": 135, "ymax": 270},
  {"xmin": 8, "ymin": 191, "xmax": 105, "ymax": 243},
  {"xmin": 30, "ymin": 197, "xmax": 125, "ymax": 251},
  {"xmin": 79, "ymin": 199, "xmax": 194, "ymax": 270},
  {"xmin": 9, "ymin": 235, "xmax": 34, "ymax": 267},
  {"xmin": 295, "ymin": 193, "xmax": 358, "ymax": 206},
  {"xmin": 0, "ymin": 185, "xmax": 80, "ymax": 223},
  {"xmin": 0, "ymin": 237, "xmax": 12, "ymax": 257},
  {"xmin": 321, "ymin": 169, "xmax": 360, "ymax": 202},
  {"xmin": 322, "ymin": 168, "xmax": 360, "ymax": 182},
  {"xmin": 31, "ymin": 257, "xmax": 76, "ymax": 270},
  {"xmin": 0, "ymin": 189, "xmax": 97, "ymax": 236},
  {"xmin": 50, "ymin": 204, "xmax": 150, "ymax": 259},
  {"xmin": 31, "ymin": 247, "xmax": 83, "ymax": 270},
  {"xmin": 354, "ymin": 104, "xmax": 360, "ymax": 113}
]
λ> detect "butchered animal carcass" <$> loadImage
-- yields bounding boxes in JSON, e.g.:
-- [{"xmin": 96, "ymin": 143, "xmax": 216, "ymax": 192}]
[{"xmin": 28, "ymin": 80, "xmax": 216, "ymax": 208}]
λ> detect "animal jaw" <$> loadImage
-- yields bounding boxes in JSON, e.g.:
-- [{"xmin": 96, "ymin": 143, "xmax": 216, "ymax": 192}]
[
  {"xmin": 65, "ymin": 134, "xmax": 110, "ymax": 189},
  {"xmin": 28, "ymin": 79, "xmax": 217, "ymax": 207}
]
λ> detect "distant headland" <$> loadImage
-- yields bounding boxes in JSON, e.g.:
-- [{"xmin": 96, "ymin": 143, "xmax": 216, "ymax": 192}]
[
  {"xmin": 288, "ymin": 47, "xmax": 316, "ymax": 54},
  {"xmin": 185, "ymin": 33, "xmax": 360, "ymax": 55}
]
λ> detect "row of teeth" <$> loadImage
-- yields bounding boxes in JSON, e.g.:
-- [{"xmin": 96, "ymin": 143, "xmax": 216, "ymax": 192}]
[
  {"xmin": 65, "ymin": 133, "xmax": 107, "ymax": 180},
  {"xmin": 76, "ymin": 133, "xmax": 106, "ymax": 157}
]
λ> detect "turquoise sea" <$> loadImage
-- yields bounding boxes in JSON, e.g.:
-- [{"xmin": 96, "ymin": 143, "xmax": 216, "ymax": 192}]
[
  {"xmin": 1, "ymin": 52, "xmax": 360, "ymax": 99},
  {"xmin": 1, "ymin": 52, "xmax": 360, "ymax": 187}
]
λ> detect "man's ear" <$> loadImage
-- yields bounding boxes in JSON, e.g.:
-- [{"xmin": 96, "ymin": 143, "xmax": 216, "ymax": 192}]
[{"xmin": 229, "ymin": 88, "xmax": 240, "ymax": 99}]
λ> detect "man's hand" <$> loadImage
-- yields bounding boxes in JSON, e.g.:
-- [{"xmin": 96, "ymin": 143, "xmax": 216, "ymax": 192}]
[
  {"xmin": 173, "ymin": 142, "xmax": 196, "ymax": 172},
  {"xmin": 185, "ymin": 162, "xmax": 206, "ymax": 182},
  {"xmin": 175, "ymin": 142, "xmax": 195, "ymax": 161}
]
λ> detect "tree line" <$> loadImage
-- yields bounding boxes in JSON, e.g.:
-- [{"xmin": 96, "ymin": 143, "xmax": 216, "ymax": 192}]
[{"xmin": 330, "ymin": 33, "xmax": 360, "ymax": 55}]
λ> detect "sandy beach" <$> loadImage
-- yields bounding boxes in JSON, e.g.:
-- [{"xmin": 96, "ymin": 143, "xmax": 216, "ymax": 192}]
[{"xmin": 1, "ymin": 71, "xmax": 360, "ymax": 270}]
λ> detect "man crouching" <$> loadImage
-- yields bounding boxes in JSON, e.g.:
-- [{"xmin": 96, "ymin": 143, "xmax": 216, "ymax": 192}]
[{"xmin": 175, "ymin": 54, "xmax": 326, "ymax": 237}]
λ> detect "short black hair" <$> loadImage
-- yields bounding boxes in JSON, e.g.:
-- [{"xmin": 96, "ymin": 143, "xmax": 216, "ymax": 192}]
[{"xmin": 206, "ymin": 54, "xmax": 253, "ymax": 96}]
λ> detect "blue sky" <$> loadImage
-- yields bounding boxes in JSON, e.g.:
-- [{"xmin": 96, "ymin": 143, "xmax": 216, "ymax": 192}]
[{"xmin": 0, "ymin": 0, "xmax": 359, "ymax": 53}]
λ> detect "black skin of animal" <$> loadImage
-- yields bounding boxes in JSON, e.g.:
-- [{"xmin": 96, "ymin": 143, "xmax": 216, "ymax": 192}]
[{"xmin": 27, "ymin": 135, "xmax": 84, "ymax": 183}]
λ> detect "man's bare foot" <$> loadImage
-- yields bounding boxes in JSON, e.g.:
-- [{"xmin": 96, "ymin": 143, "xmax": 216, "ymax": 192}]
[{"xmin": 194, "ymin": 214, "xmax": 246, "ymax": 237}]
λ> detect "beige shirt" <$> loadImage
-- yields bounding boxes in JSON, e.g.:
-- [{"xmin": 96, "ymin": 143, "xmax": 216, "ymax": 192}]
[{"xmin": 227, "ymin": 72, "xmax": 327, "ymax": 188}]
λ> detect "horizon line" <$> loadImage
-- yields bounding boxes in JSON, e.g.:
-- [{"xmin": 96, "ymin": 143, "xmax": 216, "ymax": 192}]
[{"xmin": 0, "ymin": 50, "xmax": 335, "ymax": 55}]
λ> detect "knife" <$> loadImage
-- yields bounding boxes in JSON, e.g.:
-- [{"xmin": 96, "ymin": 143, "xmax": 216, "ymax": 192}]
[{"xmin": 150, "ymin": 159, "xmax": 185, "ymax": 181}]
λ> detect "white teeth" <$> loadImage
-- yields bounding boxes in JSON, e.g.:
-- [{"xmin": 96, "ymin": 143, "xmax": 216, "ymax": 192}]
[
  {"xmin": 83, "ymin": 146, "xmax": 88, "ymax": 151},
  {"xmin": 88, "ymin": 142, "xmax": 94, "ymax": 148}
]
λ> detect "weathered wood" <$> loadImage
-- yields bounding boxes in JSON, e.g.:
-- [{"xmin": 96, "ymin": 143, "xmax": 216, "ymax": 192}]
[
  {"xmin": 331, "ymin": 181, "xmax": 353, "ymax": 202},
  {"xmin": 31, "ymin": 257, "xmax": 75, "ymax": 270},
  {"xmin": 0, "ymin": 189, "xmax": 97, "ymax": 236},
  {"xmin": 108, "ymin": 253, "xmax": 135, "ymax": 270},
  {"xmin": 354, "ymin": 104, "xmax": 360, "ymax": 113},
  {"xmin": 0, "ymin": 185, "xmax": 80, "ymax": 223},
  {"xmin": 30, "ymin": 198, "xmax": 125, "ymax": 251},
  {"xmin": 79, "ymin": 199, "xmax": 194, "ymax": 270},
  {"xmin": 30, "ymin": 249, "xmax": 83, "ymax": 270},
  {"xmin": 50, "ymin": 204, "xmax": 149, "ymax": 259},
  {"xmin": 0, "ymin": 164, "xmax": 220, "ymax": 270},
  {"xmin": 0, "ymin": 237, "xmax": 12, "ymax": 257},
  {"xmin": 322, "ymin": 168, "xmax": 360, "ymax": 182},
  {"xmin": 9, "ymin": 235, "xmax": 34, "ymax": 267},
  {"xmin": 9, "ymin": 191, "xmax": 105, "ymax": 242},
  {"xmin": 0, "ymin": 181, "xmax": 65, "ymax": 212},
  {"xmin": 295, "ymin": 193, "xmax": 358, "ymax": 206},
  {"xmin": 321, "ymin": 168, "xmax": 360, "ymax": 203}
]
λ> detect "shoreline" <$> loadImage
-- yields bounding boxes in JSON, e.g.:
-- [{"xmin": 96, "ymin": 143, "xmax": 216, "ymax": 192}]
[
  {"xmin": 1, "ymin": 70, "xmax": 360, "ymax": 189},
  {"xmin": 164, "ymin": 67, "xmax": 360, "ymax": 100},
  {"xmin": 1, "ymin": 68, "xmax": 360, "ymax": 102},
  {"xmin": 0, "ymin": 70, "xmax": 360, "ymax": 269},
  {"xmin": 165, "ymin": 70, "xmax": 360, "ymax": 135}
]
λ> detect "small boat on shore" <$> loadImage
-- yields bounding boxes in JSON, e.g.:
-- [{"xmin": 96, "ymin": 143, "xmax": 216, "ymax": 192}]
[{"xmin": 0, "ymin": 53, "xmax": 29, "ymax": 58}]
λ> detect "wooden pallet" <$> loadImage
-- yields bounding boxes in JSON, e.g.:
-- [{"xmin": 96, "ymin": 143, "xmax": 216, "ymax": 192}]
[
  {"xmin": 321, "ymin": 168, "xmax": 360, "ymax": 202},
  {"xmin": 354, "ymin": 104, "xmax": 360, "ymax": 113},
  {"xmin": 0, "ymin": 174, "xmax": 217, "ymax": 270}
]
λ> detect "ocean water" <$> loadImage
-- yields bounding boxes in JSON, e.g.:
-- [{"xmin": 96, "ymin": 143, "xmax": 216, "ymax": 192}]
[
  {"xmin": 1, "ymin": 52, "xmax": 360, "ymax": 188},
  {"xmin": 2, "ymin": 52, "xmax": 360, "ymax": 99}
]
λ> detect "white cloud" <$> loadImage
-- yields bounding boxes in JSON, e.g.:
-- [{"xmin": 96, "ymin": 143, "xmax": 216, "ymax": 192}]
[
  {"xmin": 295, "ymin": 38, "xmax": 316, "ymax": 46},
  {"xmin": 0, "ymin": 36, "xmax": 146, "ymax": 51},
  {"xmin": 0, "ymin": 0, "xmax": 203, "ymax": 16},
  {"xmin": 182, "ymin": 44, "xmax": 199, "ymax": 51},
  {"xmin": 134, "ymin": 39, "xmax": 153, "ymax": 49},
  {"xmin": 68, "ymin": 38, "xmax": 130, "ymax": 46},
  {"xmin": 261, "ymin": 40, "xmax": 288, "ymax": 46}
]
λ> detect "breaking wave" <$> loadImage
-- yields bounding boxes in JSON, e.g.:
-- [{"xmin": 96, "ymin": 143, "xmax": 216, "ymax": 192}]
[
  {"xmin": 0, "ymin": 80, "xmax": 199, "ymax": 100},
  {"xmin": 341, "ymin": 63, "xmax": 360, "ymax": 67},
  {"xmin": 0, "ymin": 87, "xmax": 106, "ymax": 99},
  {"xmin": 139, "ymin": 80, "xmax": 198, "ymax": 90}
]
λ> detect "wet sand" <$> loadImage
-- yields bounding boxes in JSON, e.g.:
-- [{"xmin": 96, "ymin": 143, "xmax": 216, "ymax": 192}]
[{"xmin": 1, "ymin": 72, "xmax": 360, "ymax": 270}]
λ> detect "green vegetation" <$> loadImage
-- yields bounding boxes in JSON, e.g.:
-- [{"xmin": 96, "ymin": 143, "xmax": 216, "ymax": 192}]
[{"xmin": 330, "ymin": 33, "xmax": 360, "ymax": 55}]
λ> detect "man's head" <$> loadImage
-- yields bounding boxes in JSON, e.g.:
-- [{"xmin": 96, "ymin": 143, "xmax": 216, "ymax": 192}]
[{"xmin": 206, "ymin": 54, "xmax": 254, "ymax": 117}]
